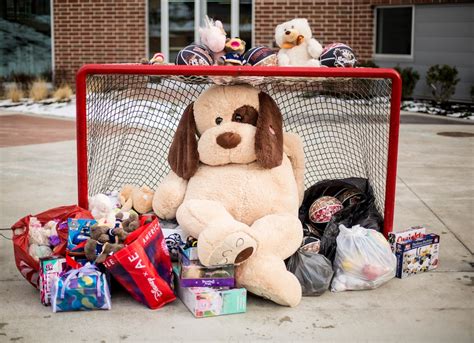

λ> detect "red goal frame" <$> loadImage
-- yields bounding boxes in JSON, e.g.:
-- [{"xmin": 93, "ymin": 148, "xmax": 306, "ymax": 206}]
[{"xmin": 76, "ymin": 65, "xmax": 401, "ymax": 236}]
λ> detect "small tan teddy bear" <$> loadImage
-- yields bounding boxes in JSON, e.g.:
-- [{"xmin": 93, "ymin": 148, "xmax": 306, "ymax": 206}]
[{"xmin": 119, "ymin": 185, "xmax": 154, "ymax": 214}]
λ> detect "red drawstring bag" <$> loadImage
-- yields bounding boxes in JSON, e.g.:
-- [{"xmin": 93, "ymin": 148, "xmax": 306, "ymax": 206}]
[
  {"xmin": 11, "ymin": 205, "xmax": 93, "ymax": 288},
  {"xmin": 103, "ymin": 218, "xmax": 176, "ymax": 309}
]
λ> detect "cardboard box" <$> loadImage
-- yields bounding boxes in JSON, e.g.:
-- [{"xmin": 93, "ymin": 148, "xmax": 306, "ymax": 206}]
[
  {"xmin": 395, "ymin": 234, "xmax": 440, "ymax": 278},
  {"xmin": 39, "ymin": 256, "xmax": 67, "ymax": 305},
  {"xmin": 179, "ymin": 247, "xmax": 235, "ymax": 288},
  {"xmin": 173, "ymin": 267, "xmax": 246, "ymax": 318},
  {"xmin": 388, "ymin": 226, "xmax": 426, "ymax": 252}
]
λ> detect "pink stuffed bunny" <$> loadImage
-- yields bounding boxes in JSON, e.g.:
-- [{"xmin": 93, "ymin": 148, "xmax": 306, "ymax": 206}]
[{"xmin": 198, "ymin": 16, "xmax": 227, "ymax": 64}]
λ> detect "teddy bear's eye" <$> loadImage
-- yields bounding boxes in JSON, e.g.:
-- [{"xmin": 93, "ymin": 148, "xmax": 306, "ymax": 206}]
[
  {"xmin": 235, "ymin": 114, "xmax": 243, "ymax": 122},
  {"xmin": 291, "ymin": 25, "xmax": 294, "ymax": 29},
  {"xmin": 215, "ymin": 117, "xmax": 223, "ymax": 125}
]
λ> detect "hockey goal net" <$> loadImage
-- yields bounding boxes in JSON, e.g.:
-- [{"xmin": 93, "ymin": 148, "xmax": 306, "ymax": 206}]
[{"xmin": 76, "ymin": 65, "xmax": 401, "ymax": 235}]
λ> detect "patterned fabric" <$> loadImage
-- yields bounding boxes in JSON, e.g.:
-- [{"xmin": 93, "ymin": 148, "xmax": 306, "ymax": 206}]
[
  {"xmin": 320, "ymin": 43, "xmax": 357, "ymax": 68},
  {"xmin": 51, "ymin": 263, "xmax": 111, "ymax": 312}
]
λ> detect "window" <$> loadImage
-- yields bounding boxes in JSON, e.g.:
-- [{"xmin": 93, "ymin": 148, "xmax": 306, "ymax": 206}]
[
  {"xmin": 375, "ymin": 6, "xmax": 413, "ymax": 56},
  {"xmin": 148, "ymin": 0, "xmax": 253, "ymax": 62},
  {"xmin": 0, "ymin": 0, "xmax": 52, "ymax": 79}
]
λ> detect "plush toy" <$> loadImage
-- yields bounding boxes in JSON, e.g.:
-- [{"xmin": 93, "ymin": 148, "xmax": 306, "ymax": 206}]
[
  {"xmin": 119, "ymin": 185, "xmax": 154, "ymax": 214},
  {"xmin": 133, "ymin": 186, "xmax": 154, "ymax": 214},
  {"xmin": 153, "ymin": 85, "xmax": 305, "ymax": 307},
  {"xmin": 105, "ymin": 190, "xmax": 121, "ymax": 209},
  {"xmin": 29, "ymin": 244, "xmax": 53, "ymax": 261},
  {"xmin": 28, "ymin": 217, "xmax": 55, "ymax": 260},
  {"xmin": 274, "ymin": 18, "xmax": 323, "ymax": 66},
  {"xmin": 141, "ymin": 52, "xmax": 166, "ymax": 65},
  {"xmin": 84, "ymin": 224, "xmax": 109, "ymax": 261},
  {"xmin": 89, "ymin": 193, "xmax": 116, "ymax": 228},
  {"xmin": 84, "ymin": 239, "xmax": 99, "ymax": 262},
  {"xmin": 28, "ymin": 217, "xmax": 50, "ymax": 246},
  {"xmin": 42, "ymin": 220, "xmax": 60, "ymax": 246},
  {"xmin": 150, "ymin": 52, "xmax": 165, "ymax": 65},
  {"xmin": 96, "ymin": 243, "xmax": 125, "ymax": 264},
  {"xmin": 90, "ymin": 223, "xmax": 111, "ymax": 243},
  {"xmin": 115, "ymin": 211, "xmax": 140, "ymax": 233},
  {"xmin": 85, "ymin": 215, "xmax": 133, "ymax": 262},
  {"xmin": 219, "ymin": 37, "xmax": 246, "ymax": 66},
  {"xmin": 198, "ymin": 16, "xmax": 227, "ymax": 63}
]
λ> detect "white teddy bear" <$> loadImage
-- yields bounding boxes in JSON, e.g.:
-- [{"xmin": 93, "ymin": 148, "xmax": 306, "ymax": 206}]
[
  {"xmin": 274, "ymin": 18, "xmax": 323, "ymax": 67},
  {"xmin": 89, "ymin": 193, "xmax": 116, "ymax": 228}
]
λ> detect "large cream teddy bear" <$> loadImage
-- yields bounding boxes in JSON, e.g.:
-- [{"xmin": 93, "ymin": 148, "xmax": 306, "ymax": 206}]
[
  {"xmin": 153, "ymin": 85, "xmax": 305, "ymax": 307},
  {"xmin": 275, "ymin": 18, "xmax": 323, "ymax": 66}
]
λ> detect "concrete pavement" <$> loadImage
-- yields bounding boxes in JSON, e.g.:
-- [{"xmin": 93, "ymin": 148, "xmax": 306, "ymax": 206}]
[{"xmin": 0, "ymin": 111, "xmax": 473, "ymax": 342}]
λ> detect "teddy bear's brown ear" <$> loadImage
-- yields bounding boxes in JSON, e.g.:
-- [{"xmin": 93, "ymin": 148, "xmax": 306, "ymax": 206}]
[
  {"xmin": 168, "ymin": 102, "xmax": 199, "ymax": 180},
  {"xmin": 255, "ymin": 92, "xmax": 284, "ymax": 169}
]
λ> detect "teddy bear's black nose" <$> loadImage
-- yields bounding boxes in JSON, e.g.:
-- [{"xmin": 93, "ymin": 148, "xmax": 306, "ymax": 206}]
[
  {"xmin": 285, "ymin": 30, "xmax": 291, "ymax": 35},
  {"xmin": 216, "ymin": 132, "xmax": 241, "ymax": 149}
]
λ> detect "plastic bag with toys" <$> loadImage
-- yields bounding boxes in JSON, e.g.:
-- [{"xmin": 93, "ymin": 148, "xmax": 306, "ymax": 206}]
[
  {"xmin": 11, "ymin": 205, "xmax": 93, "ymax": 288},
  {"xmin": 331, "ymin": 224, "xmax": 396, "ymax": 292}
]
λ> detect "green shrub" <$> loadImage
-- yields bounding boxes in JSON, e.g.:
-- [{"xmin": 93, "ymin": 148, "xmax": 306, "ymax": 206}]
[
  {"xmin": 426, "ymin": 64, "xmax": 460, "ymax": 104},
  {"xmin": 394, "ymin": 66, "xmax": 420, "ymax": 100}
]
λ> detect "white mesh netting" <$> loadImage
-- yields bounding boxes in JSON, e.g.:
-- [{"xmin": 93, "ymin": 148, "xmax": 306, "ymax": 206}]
[{"xmin": 84, "ymin": 74, "xmax": 392, "ymax": 213}]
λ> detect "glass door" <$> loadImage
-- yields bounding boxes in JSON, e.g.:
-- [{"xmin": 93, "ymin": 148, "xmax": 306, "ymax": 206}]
[
  {"xmin": 148, "ymin": 0, "xmax": 162, "ymax": 59},
  {"xmin": 206, "ymin": 0, "xmax": 252, "ymax": 45},
  {"xmin": 168, "ymin": 0, "xmax": 196, "ymax": 62},
  {"xmin": 206, "ymin": 0, "xmax": 231, "ymax": 35},
  {"xmin": 239, "ymin": 0, "xmax": 252, "ymax": 46}
]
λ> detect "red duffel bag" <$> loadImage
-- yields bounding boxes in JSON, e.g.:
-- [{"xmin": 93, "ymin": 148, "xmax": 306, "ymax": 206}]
[
  {"xmin": 11, "ymin": 205, "xmax": 93, "ymax": 288},
  {"xmin": 103, "ymin": 218, "xmax": 176, "ymax": 309}
]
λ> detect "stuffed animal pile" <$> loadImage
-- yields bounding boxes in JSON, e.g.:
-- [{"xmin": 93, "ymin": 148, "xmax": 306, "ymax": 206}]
[
  {"xmin": 83, "ymin": 211, "xmax": 140, "ymax": 263},
  {"xmin": 28, "ymin": 218, "xmax": 61, "ymax": 261},
  {"xmin": 162, "ymin": 16, "xmax": 357, "ymax": 67},
  {"xmin": 82, "ymin": 185, "xmax": 154, "ymax": 262}
]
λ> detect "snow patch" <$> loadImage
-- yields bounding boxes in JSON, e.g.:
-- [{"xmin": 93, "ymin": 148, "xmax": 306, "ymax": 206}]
[{"xmin": 0, "ymin": 98, "xmax": 76, "ymax": 118}]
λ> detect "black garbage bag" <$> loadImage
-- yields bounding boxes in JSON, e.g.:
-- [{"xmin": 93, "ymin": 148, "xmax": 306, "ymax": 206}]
[
  {"xmin": 286, "ymin": 243, "xmax": 334, "ymax": 296},
  {"xmin": 299, "ymin": 177, "xmax": 384, "ymax": 262}
]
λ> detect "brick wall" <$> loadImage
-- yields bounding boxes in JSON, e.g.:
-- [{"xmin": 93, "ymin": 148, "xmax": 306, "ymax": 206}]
[
  {"xmin": 254, "ymin": 0, "xmax": 471, "ymax": 63},
  {"xmin": 254, "ymin": 0, "xmax": 374, "ymax": 62},
  {"xmin": 53, "ymin": 0, "xmax": 146, "ymax": 86}
]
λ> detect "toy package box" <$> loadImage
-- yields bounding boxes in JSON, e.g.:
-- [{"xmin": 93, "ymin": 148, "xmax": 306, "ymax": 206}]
[
  {"xmin": 395, "ymin": 234, "xmax": 440, "ymax": 279},
  {"xmin": 173, "ymin": 267, "xmax": 246, "ymax": 318},
  {"xmin": 39, "ymin": 256, "xmax": 67, "ymax": 305},
  {"xmin": 67, "ymin": 218, "xmax": 97, "ymax": 252},
  {"xmin": 388, "ymin": 226, "xmax": 426, "ymax": 252},
  {"xmin": 178, "ymin": 247, "xmax": 235, "ymax": 288}
]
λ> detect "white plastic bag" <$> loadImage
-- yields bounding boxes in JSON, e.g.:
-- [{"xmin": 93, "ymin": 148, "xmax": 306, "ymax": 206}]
[{"xmin": 331, "ymin": 224, "xmax": 396, "ymax": 292}]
